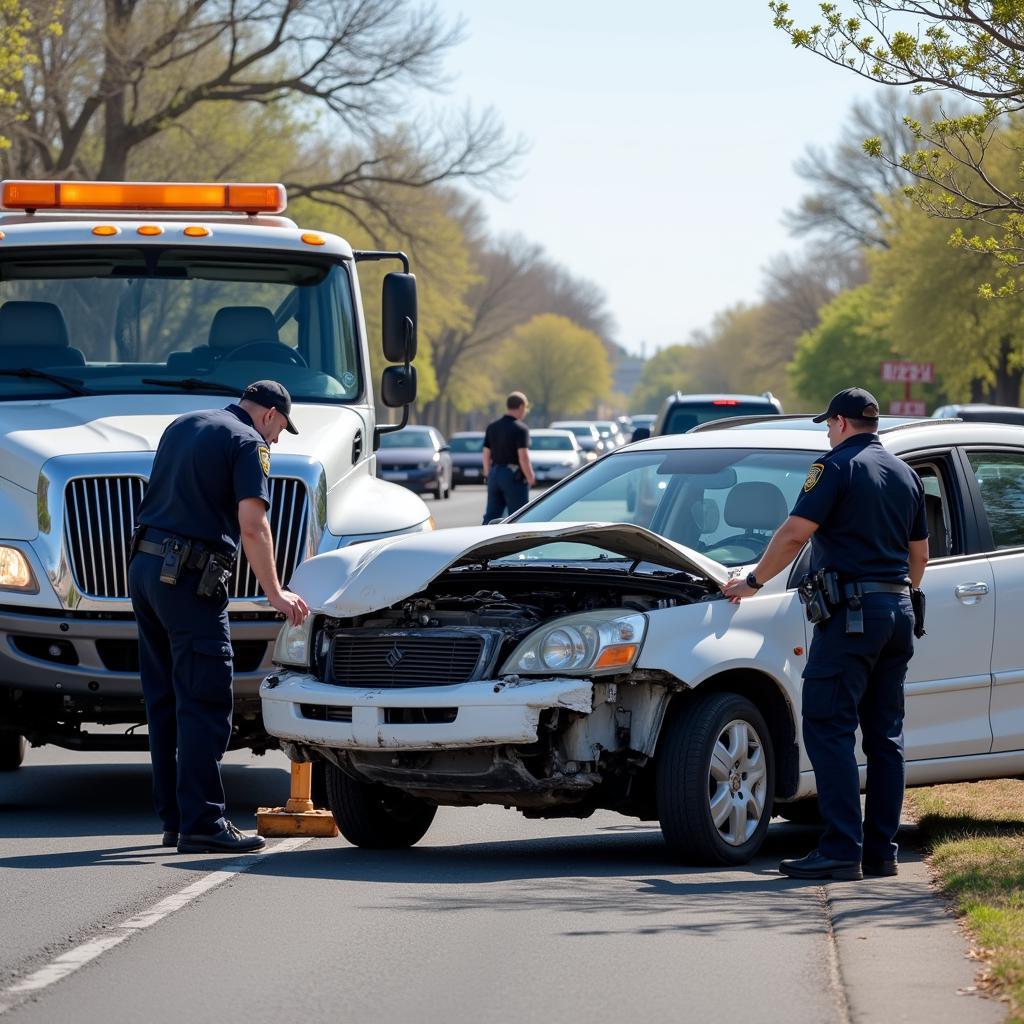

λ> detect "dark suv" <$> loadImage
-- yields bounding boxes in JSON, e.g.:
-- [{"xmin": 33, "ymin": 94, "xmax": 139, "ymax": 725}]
[{"xmin": 651, "ymin": 392, "xmax": 783, "ymax": 436}]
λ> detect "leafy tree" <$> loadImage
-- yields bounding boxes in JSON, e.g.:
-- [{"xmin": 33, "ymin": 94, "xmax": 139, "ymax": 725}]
[
  {"xmin": 770, "ymin": 2, "xmax": 1024, "ymax": 278},
  {"xmin": 629, "ymin": 343, "xmax": 701, "ymax": 413},
  {"xmin": 789, "ymin": 285, "xmax": 911, "ymax": 409},
  {"xmin": 869, "ymin": 197, "xmax": 1024, "ymax": 402},
  {"xmin": 495, "ymin": 314, "xmax": 612, "ymax": 423}
]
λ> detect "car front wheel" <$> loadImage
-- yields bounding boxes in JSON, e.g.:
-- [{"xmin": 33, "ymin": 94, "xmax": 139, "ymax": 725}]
[
  {"xmin": 656, "ymin": 692, "xmax": 774, "ymax": 865},
  {"xmin": 324, "ymin": 763, "xmax": 437, "ymax": 848}
]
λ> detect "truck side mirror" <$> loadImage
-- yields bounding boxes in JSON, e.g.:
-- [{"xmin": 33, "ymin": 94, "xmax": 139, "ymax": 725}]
[
  {"xmin": 381, "ymin": 365, "xmax": 417, "ymax": 408},
  {"xmin": 382, "ymin": 272, "xmax": 417, "ymax": 363},
  {"xmin": 630, "ymin": 426, "xmax": 651, "ymax": 443}
]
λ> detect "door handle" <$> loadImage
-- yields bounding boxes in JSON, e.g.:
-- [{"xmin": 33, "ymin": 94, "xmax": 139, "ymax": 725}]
[{"xmin": 955, "ymin": 581, "xmax": 989, "ymax": 604}]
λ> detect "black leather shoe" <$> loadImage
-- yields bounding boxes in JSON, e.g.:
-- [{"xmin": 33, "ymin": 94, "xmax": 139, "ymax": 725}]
[
  {"xmin": 779, "ymin": 850, "xmax": 863, "ymax": 880},
  {"xmin": 862, "ymin": 858, "xmax": 898, "ymax": 877},
  {"xmin": 161, "ymin": 831, "xmax": 179, "ymax": 847},
  {"xmin": 177, "ymin": 821, "xmax": 266, "ymax": 854}
]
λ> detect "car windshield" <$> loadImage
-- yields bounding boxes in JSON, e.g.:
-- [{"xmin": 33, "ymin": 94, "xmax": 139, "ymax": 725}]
[
  {"xmin": 555, "ymin": 424, "xmax": 592, "ymax": 438},
  {"xmin": 0, "ymin": 246, "xmax": 360, "ymax": 402},
  {"xmin": 509, "ymin": 447, "xmax": 816, "ymax": 566},
  {"xmin": 450, "ymin": 436, "xmax": 484, "ymax": 452},
  {"xmin": 379, "ymin": 429, "xmax": 433, "ymax": 449},
  {"xmin": 533, "ymin": 435, "xmax": 574, "ymax": 451},
  {"xmin": 664, "ymin": 401, "xmax": 777, "ymax": 434}
]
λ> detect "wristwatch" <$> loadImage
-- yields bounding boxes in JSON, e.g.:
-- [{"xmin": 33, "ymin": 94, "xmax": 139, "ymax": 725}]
[{"xmin": 745, "ymin": 571, "xmax": 764, "ymax": 591}]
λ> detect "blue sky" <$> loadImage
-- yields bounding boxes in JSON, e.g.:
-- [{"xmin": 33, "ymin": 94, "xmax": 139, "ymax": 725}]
[{"xmin": 432, "ymin": 1, "xmax": 886, "ymax": 355}]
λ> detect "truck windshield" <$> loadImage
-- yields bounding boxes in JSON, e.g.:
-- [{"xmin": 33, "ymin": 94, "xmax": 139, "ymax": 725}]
[{"xmin": 0, "ymin": 247, "xmax": 360, "ymax": 402}]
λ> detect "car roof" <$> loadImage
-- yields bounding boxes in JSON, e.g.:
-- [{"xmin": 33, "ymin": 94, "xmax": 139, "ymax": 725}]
[
  {"xmin": 626, "ymin": 416, "xmax": 1024, "ymax": 455},
  {"xmin": 663, "ymin": 393, "xmax": 778, "ymax": 404},
  {"xmin": 451, "ymin": 430, "xmax": 484, "ymax": 437},
  {"xmin": 532, "ymin": 428, "xmax": 576, "ymax": 435}
]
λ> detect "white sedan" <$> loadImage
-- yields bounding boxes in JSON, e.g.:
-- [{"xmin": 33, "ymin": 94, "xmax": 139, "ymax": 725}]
[{"xmin": 262, "ymin": 416, "xmax": 1024, "ymax": 864}]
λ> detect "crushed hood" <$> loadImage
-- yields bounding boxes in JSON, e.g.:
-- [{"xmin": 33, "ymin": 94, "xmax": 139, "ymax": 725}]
[{"xmin": 290, "ymin": 521, "xmax": 729, "ymax": 616}]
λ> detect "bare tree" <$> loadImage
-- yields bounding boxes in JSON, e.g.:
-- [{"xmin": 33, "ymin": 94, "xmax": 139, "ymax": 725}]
[
  {"xmin": 6, "ymin": 0, "xmax": 520, "ymax": 201},
  {"xmin": 787, "ymin": 90, "xmax": 938, "ymax": 250}
]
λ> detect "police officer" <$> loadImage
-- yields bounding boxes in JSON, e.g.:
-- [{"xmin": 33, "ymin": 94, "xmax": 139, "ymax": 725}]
[
  {"xmin": 481, "ymin": 391, "xmax": 535, "ymax": 524},
  {"xmin": 128, "ymin": 380, "xmax": 309, "ymax": 854},
  {"xmin": 722, "ymin": 388, "xmax": 929, "ymax": 881}
]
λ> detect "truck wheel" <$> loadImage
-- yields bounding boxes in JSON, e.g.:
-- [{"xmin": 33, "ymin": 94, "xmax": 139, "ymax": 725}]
[
  {"xmin": 775, "ymin": 797, "xmax": 823, "ymax": 825},
  {"xmin": 324, "ymin": 762, "xmax": 436, "ymax": 848},
  {"xmin": 656, "ymin": 692, "xmax": 774, "ymax": 866},
  {"xmin": 0, "ymin": 732, "xmax": 26, "ymax": 771}
]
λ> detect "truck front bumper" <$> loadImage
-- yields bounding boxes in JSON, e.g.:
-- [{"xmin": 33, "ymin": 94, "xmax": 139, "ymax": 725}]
[
  {"xmin": 261, "ymin": 671, "xmax": 594, "ymax": 751},
  {"xmin": 0, "ymin": 606, "xmax": 281, "ymax": 699}
]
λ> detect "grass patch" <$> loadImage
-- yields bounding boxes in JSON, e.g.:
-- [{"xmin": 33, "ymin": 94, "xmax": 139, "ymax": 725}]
[{"xmin": 910, "ymin": 780, "xmax": 1024, "ymax": 1020}]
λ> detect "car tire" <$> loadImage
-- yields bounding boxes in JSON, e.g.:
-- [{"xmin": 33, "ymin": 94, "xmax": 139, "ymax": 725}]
[
  {"xmin": 0, "ymin": 732, "xmax": 26, "ymax": 771},
  {"xmin": 656, "ymin": 691, "xmax": 774, "ymax": 866},
  {"xmin": 775, "ymin": 797, "xmax": 823, "ymax": 825},
  {"xmin": 443, "ymin": 473, "xmax": 451, "ymax": 499},
  {"xmin": 433, "ymin": 478, "xmax": 443, "ymax": 500},
  {"xmin": 324, "ymin": 762, "xmax": 437, "ymax": 849}
]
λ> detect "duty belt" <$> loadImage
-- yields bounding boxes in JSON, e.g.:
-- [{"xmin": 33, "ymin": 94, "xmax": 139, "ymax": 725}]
[
  {"xmin": 134, "ymin": 528, "xmax": 231, "ymax": 571},
  {"xmin": 842, "ymin": 580, "xmax": 911, "ymax": 635}
]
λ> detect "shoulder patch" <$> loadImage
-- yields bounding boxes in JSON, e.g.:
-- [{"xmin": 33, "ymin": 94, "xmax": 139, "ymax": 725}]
[
  {"xmin": 803, "ymin": 463, "xmax": 824, "ymax": 492},
  {"xmin": 258, "ymin": 446, "xmax": 271, "ymax": 477}
]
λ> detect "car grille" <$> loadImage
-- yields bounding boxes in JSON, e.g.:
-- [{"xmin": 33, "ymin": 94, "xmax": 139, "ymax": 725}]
[
  {"xmin": 63, "ymin": 475, "xmax": 309, "ymax": 600},
  {"xmin": 327, "ymin": 630, "xmax": 486, "ymax": 688}
]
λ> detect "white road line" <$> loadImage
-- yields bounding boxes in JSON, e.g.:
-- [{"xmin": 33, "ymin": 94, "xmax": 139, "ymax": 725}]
[{"xmin": 0, "ymin": 837, "xmax": 310, "ymax": 1015}]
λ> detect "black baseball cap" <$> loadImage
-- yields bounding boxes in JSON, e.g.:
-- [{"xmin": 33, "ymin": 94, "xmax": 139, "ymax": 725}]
[
  {"xmin": 812, "ymin": 387, "xmax": 880, "ymax": 424},
  {"xmin": 242, "ymin": 380, "xmax": 298, "ymax": 434}
]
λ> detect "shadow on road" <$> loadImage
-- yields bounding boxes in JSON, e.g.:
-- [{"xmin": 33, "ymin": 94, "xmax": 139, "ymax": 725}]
[{"xmin": 0, "ymin": 761, "xmax": 290, "ymax": 843}]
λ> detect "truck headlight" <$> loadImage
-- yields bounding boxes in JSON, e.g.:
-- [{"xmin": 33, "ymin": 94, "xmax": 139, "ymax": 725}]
[
  {"xmin": 272, "ymin": 615, "xmax": 314, "ymax": 668},
  {"xmin": 0, "ymin": 547, "xmax": 37, "ymax": 592},
  {"xmin": 501, "ymin": 610, "xmax": 646, "ymax": 676}
]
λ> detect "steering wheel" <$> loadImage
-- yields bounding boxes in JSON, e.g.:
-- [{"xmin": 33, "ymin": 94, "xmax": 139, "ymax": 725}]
[
  {"xmin": 700, "ymin": 534, "xmax": 771, "ymax": 562},
  {"xmin": 219, "ymin": 339, "xmax": 307, "ymax": 367}
]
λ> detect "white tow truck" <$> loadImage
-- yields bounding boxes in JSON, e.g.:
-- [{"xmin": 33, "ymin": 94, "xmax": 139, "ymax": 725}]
[{"xmin": 0, "ymin": 179, "xmax": 428, "ymax": 767}]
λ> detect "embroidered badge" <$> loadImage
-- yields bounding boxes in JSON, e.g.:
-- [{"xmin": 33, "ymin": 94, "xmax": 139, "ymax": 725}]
[
  {"xmin": 258, "ymin": 446, "xmax": 271, "ymax": 477},
  {"xmin": 803, "ymin": 463, "xmax": 824, "ymax": 492}
]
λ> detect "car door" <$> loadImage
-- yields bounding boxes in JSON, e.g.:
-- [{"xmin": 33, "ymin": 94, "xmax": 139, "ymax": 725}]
[
  {"xmin": 898, "ymin": 451, "xmax": 994, "ymax": 759},
  {"xmin": 961, "ymin": 447, "xmax": 1024, "ymax": 753}
]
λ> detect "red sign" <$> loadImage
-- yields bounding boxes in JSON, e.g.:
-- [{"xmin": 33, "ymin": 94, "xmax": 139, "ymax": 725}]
[
  {"xmin": 890, "ymin": 400, "xmax": 927, "ymax": 416},
  {"xmin": 881, "ymin": 361, "xmax": 935, "ymax": 384}
]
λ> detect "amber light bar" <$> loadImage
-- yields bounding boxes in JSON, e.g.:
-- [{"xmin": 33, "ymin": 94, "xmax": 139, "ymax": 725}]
[{"xmin": 0, "ymin": 181, "xmax": 287, "ymax": 214}]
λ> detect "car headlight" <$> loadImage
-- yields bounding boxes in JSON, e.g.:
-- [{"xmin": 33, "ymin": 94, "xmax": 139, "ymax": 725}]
[
  {"xmin": 0, "ymin": 546, "xmax": 37, "ymax": 591},
  {"xmin": 501, "ymin": 610, "xmax": 647, "ymax": 676},
  {"xmin": 272, "ymin": 615, "xmax": 315, "ymax": 668}
]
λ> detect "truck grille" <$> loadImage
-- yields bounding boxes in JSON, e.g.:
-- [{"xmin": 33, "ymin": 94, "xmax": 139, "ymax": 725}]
[
  {"xmin": 328, "ymin": 631, "xmax": 486, "ymax": 687},
  {"xmin": 63, "ymin": 476, "xmax": 309, "ymax": 600}
]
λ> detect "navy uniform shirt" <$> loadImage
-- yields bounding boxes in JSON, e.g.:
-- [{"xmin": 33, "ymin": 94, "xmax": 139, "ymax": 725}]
[
  {"xmin": 483, "ymin": 414, "xmax": 530, "ymax": 466},
  {"xmin": 137, "ymin": 404, "xmax": 270, "ymax": 555},
  {"xmin": 790, "ymin": 432, "xmax": 928, "ymax": 583}
]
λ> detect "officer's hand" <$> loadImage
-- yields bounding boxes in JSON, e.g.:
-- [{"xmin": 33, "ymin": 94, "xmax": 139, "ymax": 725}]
[
  {"xmin": 271, "ymin": 588, "xmax": 309, "ymax": 626},
  {"xmin": 721, "ymin": 578, "xmax": 756, "ymax": 604}
]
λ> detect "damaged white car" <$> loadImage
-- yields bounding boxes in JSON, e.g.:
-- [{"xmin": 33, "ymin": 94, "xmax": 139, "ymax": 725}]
[{"xmin": 262, "ymin": 419, "xmax": 1024, "ymax": 864}]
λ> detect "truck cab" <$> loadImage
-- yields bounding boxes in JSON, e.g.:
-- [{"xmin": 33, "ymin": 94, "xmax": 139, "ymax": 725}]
[{"xmin": 0, "ymin": 179, "xmax": 428, "ymax": 766}]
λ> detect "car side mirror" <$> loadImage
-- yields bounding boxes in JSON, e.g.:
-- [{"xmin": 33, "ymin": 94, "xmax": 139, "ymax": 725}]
[
  {"xmin": 631, "ymin": 426, "xmax": 651, "ymax": 443},
  {"xmin": 382, "ymin": 272, "xmax": 417, "ymax": 363},
  {"xmin": 380, "ymin": 364, "xmax": 417, "ymax": 408}
]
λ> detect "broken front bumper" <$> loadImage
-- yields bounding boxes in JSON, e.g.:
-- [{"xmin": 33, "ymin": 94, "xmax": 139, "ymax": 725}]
[{"xmin": 260, "ymin": 671, "xmax": 593, "ymax": 751}]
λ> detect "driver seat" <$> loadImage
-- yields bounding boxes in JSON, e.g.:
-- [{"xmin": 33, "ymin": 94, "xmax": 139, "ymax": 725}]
[
  {"xmin": 168, "ymin": 305, "xmax": 279, "ymax": 373},
  {"xmin": 720, "ymin": 481, "xmax": 789, "ymax": 548}
]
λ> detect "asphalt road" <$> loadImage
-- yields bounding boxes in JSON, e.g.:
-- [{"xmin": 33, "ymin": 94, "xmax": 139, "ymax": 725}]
[{"xmin": 0, "ymin": 483, "xmax": 1002, "ymax": 1023}]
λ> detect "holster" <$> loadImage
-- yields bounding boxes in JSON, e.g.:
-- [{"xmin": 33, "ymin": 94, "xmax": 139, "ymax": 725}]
[
  {"xmin": 797, "ymin": 571, "xmax": 836, "ymax": 625},
  {"xmin": 159, "ymin": 539, "xmax": 191, "ymax": 586},
  {"xmin": 196, "ymin": 551, "xmax": 234, "ymax": 599},
  {"xmin": 911, "ymin": 587, "xmax": 927, "ymax": 639}
]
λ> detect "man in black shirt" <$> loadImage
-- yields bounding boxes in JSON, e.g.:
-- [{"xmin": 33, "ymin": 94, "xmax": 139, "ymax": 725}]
[
  {"xmin": 722, "ymin": 388, "xmax": 929, "ymax": 880},
  {"xmin": 482, "ymin": 391, "xmax": 535, "ymax": 523}
]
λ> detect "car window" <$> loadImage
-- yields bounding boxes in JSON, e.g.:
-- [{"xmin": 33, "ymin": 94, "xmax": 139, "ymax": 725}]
[
  {"xmin": 450, "ymin": 436, "xmax": 484, "ymax": 453},
  {"xmin": 512, "ymin": 447, "xmax": 815, "ymax": 566},
  {"xmin": 967, "ymin": 450, "xmax": 1024, "ymax": 550},
  {"xmin": 533, "ymin": 435, "xmax": 574, "ymax": 451},
  {"xmin": 663, "ymin": 401, "xmax": 778, "ymax": 435},
  {"xmin": 379, "ymin": 430, "xmax": 433, "ymax": 449},
  {"xmin": 910, "ymin": 462, "xmax": 954, "ymax": 558}
]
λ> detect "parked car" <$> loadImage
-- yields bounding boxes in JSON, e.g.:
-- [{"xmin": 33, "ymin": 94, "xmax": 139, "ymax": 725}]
[
  {"xmin": 593, "ymin": 419, "xmax": 626, "ymax": 450},
  {"xmin": 549, "ymin": 420, "xmax": 605, "ymax": 460},
  {"xmin": 932, "ymin": 403, "xmax": 1024, "ymax": 426},
  {"xmin": 376, "ymin": 425, "xmax": 452, "ymax": 500},
  {"xmin": 529, "ymin": 428, "xmax": 586, "ymax": 484},
  {"xmin": 263, "ymin": 416, "xmax": 1024, "ymax": 864},
  {"xmin": 449, "ymin": 431, "xmax": 486, "ymax": 485},
  {"xmin": 652, "ymin": 392, "xmax": 783, "ymax": 436}
]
